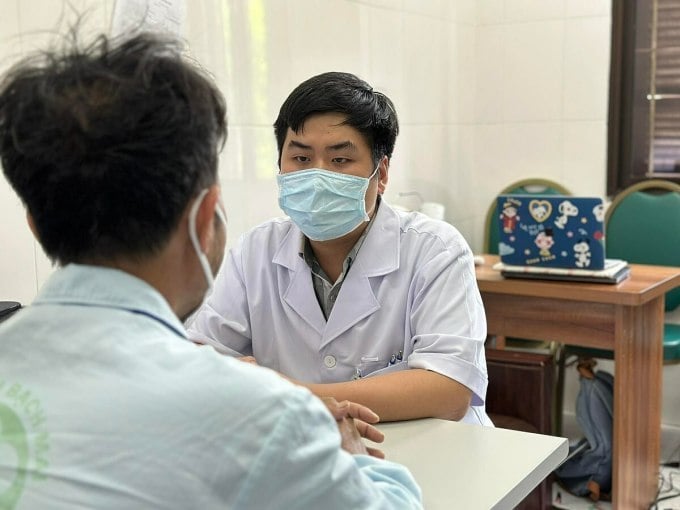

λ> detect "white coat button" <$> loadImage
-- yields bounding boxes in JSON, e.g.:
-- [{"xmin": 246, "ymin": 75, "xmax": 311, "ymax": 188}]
[{"xmin": 323, "ymin": 355, "xmax": 336, "ymax": 368}]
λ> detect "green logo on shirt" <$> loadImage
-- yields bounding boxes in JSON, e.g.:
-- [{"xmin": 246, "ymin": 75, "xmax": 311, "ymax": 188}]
[
  {"xmin": 0, "ymin": 402, "xmax": 29, "ymax": 509},
  {"xmin": 0, "ymin": 380, "xmax": 50, "ymax": 509}
]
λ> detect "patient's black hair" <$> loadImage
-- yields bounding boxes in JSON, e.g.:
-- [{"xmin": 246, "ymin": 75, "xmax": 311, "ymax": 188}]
[{"xmin": 0, "ymin": 31, "xmax": 227, "ymax": 265}]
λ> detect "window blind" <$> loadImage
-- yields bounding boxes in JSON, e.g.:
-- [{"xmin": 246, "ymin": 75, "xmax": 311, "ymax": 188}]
[{"xmin": 649, "ymin": 0, "xmax": 680, "ymax": 175}]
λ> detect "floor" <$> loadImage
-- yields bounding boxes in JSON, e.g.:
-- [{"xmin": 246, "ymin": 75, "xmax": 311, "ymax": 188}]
[{"xmin": 551, "ymin": 466, "xmax": 680, "ymax": 509}]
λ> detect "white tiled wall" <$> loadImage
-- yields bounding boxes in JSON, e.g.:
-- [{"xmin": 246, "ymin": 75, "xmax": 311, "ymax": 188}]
[
  {"xmin": 0, "ymin": 0, "xmax": 611, "ymax": 295},
  {"xmin": 1, "ymin": 0, "xmax": 678, "ymax": 444},
  {"xmin": 469, "ymin": 0, "xmax": 611, "ymax": 250}
]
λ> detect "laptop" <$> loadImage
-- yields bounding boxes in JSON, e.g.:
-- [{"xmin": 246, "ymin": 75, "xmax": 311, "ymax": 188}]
[{"xmin": 496, "ymin": 195, "xmax": 607, "ymax": 270}]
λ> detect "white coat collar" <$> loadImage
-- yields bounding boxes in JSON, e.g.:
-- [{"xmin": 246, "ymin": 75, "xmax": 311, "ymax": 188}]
[
  {"xmin": 271, "ymin": 200, "xmax": 401, "ymax": 343},
  {"xmin": 272, "ymin": 198, "xmax": 401, "ymax": 275}
]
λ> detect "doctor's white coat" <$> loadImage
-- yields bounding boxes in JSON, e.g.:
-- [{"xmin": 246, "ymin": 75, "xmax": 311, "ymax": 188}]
[{"xmin": 188, "ymin": 201, "xmax": 491, "ymax": 425}]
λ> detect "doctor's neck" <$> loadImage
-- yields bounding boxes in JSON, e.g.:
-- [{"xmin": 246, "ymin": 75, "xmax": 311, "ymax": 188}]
[{"xmin": 309, "ymin": 222, "xmax": 369, "ymax": 282}]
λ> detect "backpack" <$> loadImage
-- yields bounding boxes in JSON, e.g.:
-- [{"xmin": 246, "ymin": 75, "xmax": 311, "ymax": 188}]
[{"xmin": 555, "ymin": 359, "xmax": 613, "ymax": 501}]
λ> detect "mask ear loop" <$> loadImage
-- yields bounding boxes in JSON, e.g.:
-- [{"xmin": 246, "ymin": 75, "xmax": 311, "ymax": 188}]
[
  {"xmin": 355, "ymin": 162, "xmax": 383, "ymax": 223},
  {"xmin": 188, "ymin": 188, "xmax": 227, "ymax": 291},
  {"xmin": 369, "ymin": 160, "xmax": 381, "ymax": 180},
  {"xmin": 371, "ymin": 156, "xmax": 388, "ymax": 195}
]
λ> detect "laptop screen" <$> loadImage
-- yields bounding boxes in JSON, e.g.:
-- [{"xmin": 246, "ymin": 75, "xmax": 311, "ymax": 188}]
[{"xmin": 496, "ymin": 195, "xmax": 606, "ymax": 270}]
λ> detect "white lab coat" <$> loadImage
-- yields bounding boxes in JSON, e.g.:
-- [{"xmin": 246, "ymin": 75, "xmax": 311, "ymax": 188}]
[{"xmin": 188, "ymin": 201, "xmax": 492, "ymax": 425}]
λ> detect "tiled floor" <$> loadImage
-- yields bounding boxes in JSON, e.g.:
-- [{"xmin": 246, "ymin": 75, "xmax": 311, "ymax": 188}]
[{"xmin": 551, "ymin": 466, "xmax": 680, "ymax": 509}]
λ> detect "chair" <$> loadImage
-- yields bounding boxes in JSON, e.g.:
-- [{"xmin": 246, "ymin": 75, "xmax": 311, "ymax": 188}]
[
  {"xmin": 485, "ymin": 347, "xmax": 556, "ymax": 509},
  {"xmin": 556, "ymin": 180, "xmax": 680, "ymax": 433},
  {"xmin": 483, "ymin": 178, "xmax": 571, "ymax": 255}
]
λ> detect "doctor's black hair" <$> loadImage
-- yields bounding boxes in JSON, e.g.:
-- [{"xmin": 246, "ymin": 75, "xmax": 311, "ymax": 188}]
[
  {"xmin": 0, "ymin": 31, "xmax": 227, "ymax": 265},
  {"xmin": 273, "ymin": 72, "xmax": 399, "ymax": 167}
]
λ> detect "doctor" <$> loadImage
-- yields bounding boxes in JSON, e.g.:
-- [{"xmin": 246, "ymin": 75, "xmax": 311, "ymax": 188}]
[{"xmin": 188, "ymin": 72, "xmax": 492, "ymax": 425}]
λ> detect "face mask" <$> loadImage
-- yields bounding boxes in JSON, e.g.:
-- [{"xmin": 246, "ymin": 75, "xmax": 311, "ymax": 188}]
[
  {"xmin": 277, "ymin": 165, "xmax": 379, "ymax": 241},
  {"xmin": 188, "ymin": 188, "xmax": 227, "ymax": 293}
]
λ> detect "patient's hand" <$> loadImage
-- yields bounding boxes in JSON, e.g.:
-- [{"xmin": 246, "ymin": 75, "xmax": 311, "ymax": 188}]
[
  {"xmin": 238, "ymin": 356, "xmax": 258, "ymax": 365},
  {"xmin": 321, "ymin": 397, "xmax": 385, "ymax": 459}
]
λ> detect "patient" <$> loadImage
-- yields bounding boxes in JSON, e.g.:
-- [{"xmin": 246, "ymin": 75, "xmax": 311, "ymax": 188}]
[{"xmin": 0, "ymin": 31, "xmax": 421, "ymax": 509}]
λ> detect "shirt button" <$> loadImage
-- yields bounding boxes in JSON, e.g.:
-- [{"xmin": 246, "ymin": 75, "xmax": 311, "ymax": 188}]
[{"xmin": 323, "ymin": 355, "xmax": 337, "ymax": 368}]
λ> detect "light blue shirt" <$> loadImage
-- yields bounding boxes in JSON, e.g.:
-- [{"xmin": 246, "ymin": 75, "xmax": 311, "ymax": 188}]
[{"xmin": 0, "ymin": 264, "xmax": 421, "ymax": 509}]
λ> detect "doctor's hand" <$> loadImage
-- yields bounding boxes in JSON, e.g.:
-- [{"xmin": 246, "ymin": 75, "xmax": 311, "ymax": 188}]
[
  {"xmin": 238, "ymin": 356, "xmax": 258, "ymax": 365},
  {"xmin": 321, "ymin": 397, "xmax": 385, "ymax": 459}
]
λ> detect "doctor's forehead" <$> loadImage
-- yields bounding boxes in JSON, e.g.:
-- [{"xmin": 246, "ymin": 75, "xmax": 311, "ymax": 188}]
[{"xmin": 283, "ymin": 113, "xmax": 370, "ymax": 149}]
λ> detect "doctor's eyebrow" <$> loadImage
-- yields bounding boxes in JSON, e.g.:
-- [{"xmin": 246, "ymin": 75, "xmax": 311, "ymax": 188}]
[
  {"xmin": 326, "ymin": 141, "xmax": 357, "ymax": 153},
  {"xmin": 286, "ymin": 140, "xmax": 358, "ymax": 153},
  {"xmin": 286, "ymin": 140, "xmax": 312, "ymax": 151}
]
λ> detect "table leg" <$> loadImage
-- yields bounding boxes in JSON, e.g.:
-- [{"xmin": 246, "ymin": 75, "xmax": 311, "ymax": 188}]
[{"xmin": 612, "ymin": 297, "xmax": 664, "ymax": 509}]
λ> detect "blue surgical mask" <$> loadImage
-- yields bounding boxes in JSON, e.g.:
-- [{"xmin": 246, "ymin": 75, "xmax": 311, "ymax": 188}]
[{"xmin": 277, "ymin": 165, "xmax": 379, "ymax": 241}]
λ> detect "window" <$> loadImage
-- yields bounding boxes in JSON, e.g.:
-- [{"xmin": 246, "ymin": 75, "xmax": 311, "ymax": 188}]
[{"xmin": 608, "ymin": 0, "xmax": 680, "ymax": 195}]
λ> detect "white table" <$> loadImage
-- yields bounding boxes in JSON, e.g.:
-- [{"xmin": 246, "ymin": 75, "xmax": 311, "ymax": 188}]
[{"xmin": 377, "ymin": 419, "xmax": 568, "ymax": 510}]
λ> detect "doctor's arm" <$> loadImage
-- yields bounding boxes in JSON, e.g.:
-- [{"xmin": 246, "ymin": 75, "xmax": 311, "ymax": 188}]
[
  {"xmin": 299, "ymin": 249, "xmax": 485, "ymax": 423},
  {"xmin": 296, "ymin": 369, "xmax": 472, "ymax": 422}
]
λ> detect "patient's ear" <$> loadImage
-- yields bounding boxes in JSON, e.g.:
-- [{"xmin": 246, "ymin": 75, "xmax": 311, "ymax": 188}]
[
  {"xmin": 194, "ymin": 185, "xmax": 221, "ymax": 252},
  {"xmin": 26, "ymin": 211, "xmax": 39, "ymax": 240}
]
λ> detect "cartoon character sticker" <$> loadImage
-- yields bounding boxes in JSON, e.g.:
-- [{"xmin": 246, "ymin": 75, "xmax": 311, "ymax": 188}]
[
  {"xmin": 574, "ymin": 239, "xmax": 592, "ymax": 268},
  {"xmin": 528, "ymin": 199, "xmax": 552, "ymax": 223},
  {"xmin": 535, "ymin": 229, "xmax": 555, "ymax": 257},
  {"xmin": 554, "ymin": 200, "xmax": 579, "ymax": 230},
  {"xmin": 593, "ymin": 203, "xmax": 605, "ymax": 223},
  {"xmin": 500, "ymin": 199, "xmax": 521, "ymax": 233}
]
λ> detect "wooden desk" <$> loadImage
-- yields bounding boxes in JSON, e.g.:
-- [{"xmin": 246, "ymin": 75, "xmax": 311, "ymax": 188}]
[
  {"xmin": 377, "ymin": 419, "xmax": 567, "ymax": 509},
  {"xmin": 477, "ymin": 255, "xmax": 680, "ymax": 509}
]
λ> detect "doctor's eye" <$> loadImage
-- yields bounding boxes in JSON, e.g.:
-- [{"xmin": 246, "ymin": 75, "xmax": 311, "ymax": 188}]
[
  {"xmin": 331, "ymin": 157, "xmax": 351, "ymax": 165},
  {"xmin": 293, "ymin": 155, "xmax": 311, "ymax": 163}
]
